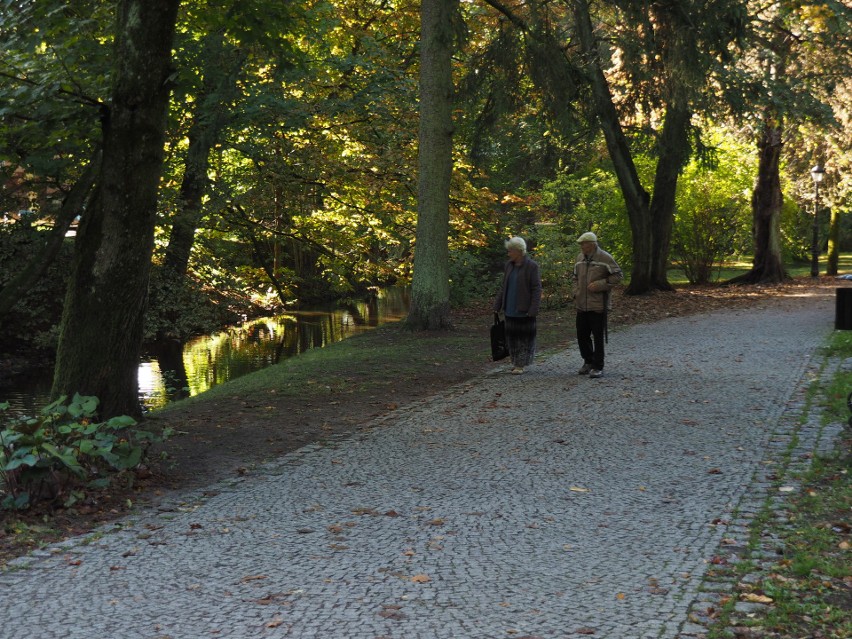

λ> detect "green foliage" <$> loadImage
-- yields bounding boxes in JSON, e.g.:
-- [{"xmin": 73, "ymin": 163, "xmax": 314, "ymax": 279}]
[
  {"xmin": 0, "ymin": 394, "xmax": 173, "ymax": 510},
  {"xmin": 540, "ymin": 166, "xmax": 633, "ymax": 272},
  {"xmin": 0, "ymin": 1, "xmax": 107, "ymax": 181},
  {"xmin": 447, "ymin": 249, "xmax": 497, "ymax": 307},
  {"xmin": 530, "ymin": 224, "xmax": 574, "ymax": 310},
  {"xmin": 671, "ymin": 202, "xmax": 738, "ymax": 284},
  {"xmin": 145, "ymin": 265, "xmax": 243, "ymax": 341},
  {"xmin": 0, "ymin": 216, "xmax": 72, "ymax": 350},
  {"xmin": 671, "ymin": 150, "xmax": 751, "ymax": 283},
  {"xmin": 780, "ymin": 198, "xmax": 815, "ymax": 263}
]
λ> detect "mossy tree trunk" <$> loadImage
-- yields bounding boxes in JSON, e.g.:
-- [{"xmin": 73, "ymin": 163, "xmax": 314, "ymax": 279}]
[{"xmin": 52, "ymin": 0, "xmax": 181, "ymax": 419}]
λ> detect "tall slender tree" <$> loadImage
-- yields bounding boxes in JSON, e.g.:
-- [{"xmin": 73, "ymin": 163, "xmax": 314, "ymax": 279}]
[
  {"xmin": 163, "ymin": 31, "xmax": 245, "ymax": 280},
  {"xmin": 406, "ymin": 0, "xmax": 459, "ymax": 329}
]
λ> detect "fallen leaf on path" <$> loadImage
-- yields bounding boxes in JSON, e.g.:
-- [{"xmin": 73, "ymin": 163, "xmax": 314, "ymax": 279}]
[
  {"xmin": 741, "ymin": 593, "xmax": 773, "ymax": 603},
  {"xmin": 411, "ymin": 574, "xmax": 431, "ymax": 583},
  {"xmin": 569, "ymin": 486, "xmax": 590, "ymax": 493},
  {"xmin": 255, "ymin": 593, "xmax": 291, "ymax": 605}
]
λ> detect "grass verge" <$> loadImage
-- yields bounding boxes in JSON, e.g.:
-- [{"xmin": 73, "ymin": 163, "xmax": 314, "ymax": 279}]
[{"xmin": 706, "ymin": 332, "xmax": 851, "ymax": 639}]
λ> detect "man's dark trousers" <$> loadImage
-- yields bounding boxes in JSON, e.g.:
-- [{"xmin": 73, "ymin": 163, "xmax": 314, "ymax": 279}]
[{"xmin": 576, "ymin": 310, "xmax": 606, "ymax": 370}]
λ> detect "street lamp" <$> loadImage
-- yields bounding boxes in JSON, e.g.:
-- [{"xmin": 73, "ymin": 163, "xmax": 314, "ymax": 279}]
[{"xmin": 810, "ymin": 164, "xmax": 825, "ymax": 278}]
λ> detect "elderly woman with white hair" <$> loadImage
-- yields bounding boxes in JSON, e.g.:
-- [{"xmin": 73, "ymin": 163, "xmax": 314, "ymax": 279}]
[{"xmin": 493, "ymin": 236, "xmax": 543, "ymax": 374}]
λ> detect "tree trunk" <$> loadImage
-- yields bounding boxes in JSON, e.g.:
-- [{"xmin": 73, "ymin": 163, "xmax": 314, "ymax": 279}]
[
  {"xmin": 827, "ymin": 204, "xmax": 838, "ymax": 276},
  {"xmin": 0, "ymin": 150, "xmax": 100, "ymax": 323},
  {"xmin": 163, "ymin": 34, "xmax": 245, "ymax": 278},
  {"xmin": 648, "ymin": 104, "xmax": 691, "ymax": 291},
  {"xmin": 727, "ymin": 114, "xmax": 788, "ymax": 285},
  {"xmin": 573, "ymin": 0, "xmax": 653, "ymax": 294},
  {"xmin": 405, "ymin": 0, "xmax": 457, "ymax": 330},
  {"xmin": 52, "ymin": 0, "xmax": 180, "ymax": 419}
]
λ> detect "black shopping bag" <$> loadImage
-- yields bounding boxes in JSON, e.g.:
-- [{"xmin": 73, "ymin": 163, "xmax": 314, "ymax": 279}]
[{"xmin": 490, "ymin": 312, "xmax": 509, "ymax": 361}]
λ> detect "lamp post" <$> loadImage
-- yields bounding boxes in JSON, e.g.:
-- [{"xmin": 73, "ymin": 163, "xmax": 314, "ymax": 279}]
[{"xmin": 810, "ymin": 164, "xmax": 825, "ymax": 278}]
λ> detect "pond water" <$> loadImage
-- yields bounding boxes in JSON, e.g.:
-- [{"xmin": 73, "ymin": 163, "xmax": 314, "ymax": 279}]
[{"xmin": 0, "ymin": 287, "xmax": 409, "ymax": 416}]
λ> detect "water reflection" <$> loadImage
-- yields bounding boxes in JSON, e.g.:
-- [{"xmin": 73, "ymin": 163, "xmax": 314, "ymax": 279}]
[{"xmin": 1, "ymin": 288, "xmax": 409, "ymax": 415}]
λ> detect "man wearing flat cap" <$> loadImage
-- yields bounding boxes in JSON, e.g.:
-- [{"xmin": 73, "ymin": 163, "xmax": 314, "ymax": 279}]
[{"xmin": 572, "ymin": 232, "xmax": 623, "ymax": 378}]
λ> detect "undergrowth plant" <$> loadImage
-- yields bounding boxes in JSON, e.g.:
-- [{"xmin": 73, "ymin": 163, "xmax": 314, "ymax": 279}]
[{"xmin": 0, "ymin": 394, "xmax": 173, "ymax": 510}]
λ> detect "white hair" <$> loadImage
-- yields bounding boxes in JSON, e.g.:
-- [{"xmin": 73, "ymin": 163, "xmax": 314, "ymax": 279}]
[{"xmin": 504, "ymin": 236, "xmax": 527, "ymax": 254}]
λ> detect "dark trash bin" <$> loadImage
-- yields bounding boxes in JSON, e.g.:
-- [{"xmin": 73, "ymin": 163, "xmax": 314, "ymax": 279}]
[{"xmin": 836, "ymin": 288, "xmax": 852, "ymax": 330}]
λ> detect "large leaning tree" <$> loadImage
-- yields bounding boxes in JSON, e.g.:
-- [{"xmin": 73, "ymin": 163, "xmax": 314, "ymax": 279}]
[{"xmin": 52, "ymin": 0, "xmax": 182, "ymax": 419}]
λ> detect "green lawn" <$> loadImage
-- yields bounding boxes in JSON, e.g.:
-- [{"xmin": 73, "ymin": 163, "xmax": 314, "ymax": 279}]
[{"xmin": 667, "ymin": 253, "xmax": 852, "ymax": 285}]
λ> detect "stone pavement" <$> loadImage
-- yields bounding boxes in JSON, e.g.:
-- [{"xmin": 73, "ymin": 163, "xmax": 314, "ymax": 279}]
[{"xmin": 1, "ymin": 288, "xmax": 845, "ymax": 639}]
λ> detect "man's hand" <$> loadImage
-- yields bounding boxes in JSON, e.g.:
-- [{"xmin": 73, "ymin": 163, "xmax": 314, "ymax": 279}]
[{"xmin": 587, "ymin": 280, "xmax": 606, "ymax": 293}]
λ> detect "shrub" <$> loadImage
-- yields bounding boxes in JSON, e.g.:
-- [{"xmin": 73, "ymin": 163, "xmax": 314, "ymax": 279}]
[
  {"xmin": 531, "ymin": 223, "xmax": 574, "ymax": 309},
  {"xmin": 671, "ymin": 199, "xmax": 740, "ymax": 284},
  {"xmin": 0, "ymin": 394, "xmax": 173, "ymax": 510},
  {"xmin": 448, "ymin": 249, "xmax": 497, "ymax": 307}
]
